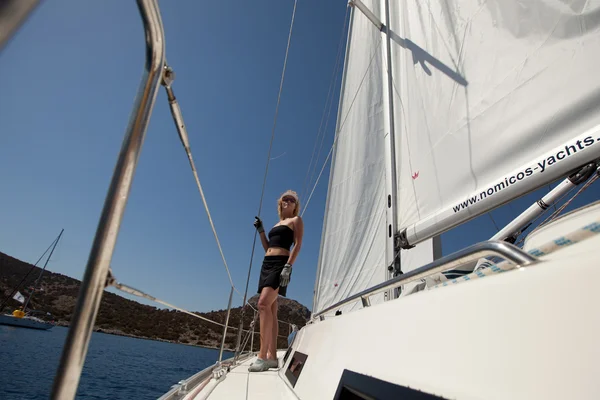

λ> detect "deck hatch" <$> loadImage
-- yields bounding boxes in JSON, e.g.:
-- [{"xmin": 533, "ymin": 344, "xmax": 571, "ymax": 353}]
[{"xmin": 333, "ymin": 370, "xmax": 448, "ymax": 399}]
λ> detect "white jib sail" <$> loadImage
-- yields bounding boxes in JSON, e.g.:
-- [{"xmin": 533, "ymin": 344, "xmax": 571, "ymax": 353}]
[{"xmin": 313, "ymin": 1, "xmax": 387, "ymax": 315}]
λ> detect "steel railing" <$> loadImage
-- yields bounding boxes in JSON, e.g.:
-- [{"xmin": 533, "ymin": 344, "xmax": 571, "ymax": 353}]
[
  {"xmin": 313, "ymin": 241, "xmax": 538, "ymax": 320},
  {"xmin": 49, "ymin": 1, "xmax": 166, "ymax": 399},
  {"xmin": 0, "ymin": 0, "xmax": 41, "ymax": 51},
  {"xmin": 157, "ymin": 352, "xmax": 255, "ymax": 400}
]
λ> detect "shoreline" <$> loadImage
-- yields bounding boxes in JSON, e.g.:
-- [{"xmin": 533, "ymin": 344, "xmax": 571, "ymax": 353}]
[{"xmin": 52, "ymin": 321, "xmax": 236, "ymax": 352}]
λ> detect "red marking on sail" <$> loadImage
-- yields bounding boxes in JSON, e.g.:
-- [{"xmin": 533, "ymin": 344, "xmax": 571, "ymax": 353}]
[{"xmin": 412, "ymin": 171, "xmax": 419, "ymax": 180}]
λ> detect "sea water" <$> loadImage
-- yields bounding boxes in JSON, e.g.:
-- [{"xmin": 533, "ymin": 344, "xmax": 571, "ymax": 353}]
[{"xmin": 0, "ymin": 325, "xmax": 232, "ymax": 399}]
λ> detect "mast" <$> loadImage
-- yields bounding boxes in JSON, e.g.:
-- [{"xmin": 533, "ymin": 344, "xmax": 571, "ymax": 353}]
[
  {"xmin": 315, "ymin": 0, "xmax": 417, "ymax": 314},
  {"xmin": 380, "ymin": 0, "xmax": 400, "ymax": 295},
  {"xmin": 23, "ymin": 229, "xmax": 64, "ymax": 311},
  {"xmin": 350, "ymin": 0, "xmax": 400, "ymax": 297}
]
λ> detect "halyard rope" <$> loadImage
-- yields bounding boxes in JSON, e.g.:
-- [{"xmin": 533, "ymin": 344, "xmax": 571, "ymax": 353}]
[
  {"xmin": 236, "ymin": 0, "xmax": 298, "ymax": 352},
  {"xmin": 302, "ymin": 39, "xmax": 383, "ymax": 217}
]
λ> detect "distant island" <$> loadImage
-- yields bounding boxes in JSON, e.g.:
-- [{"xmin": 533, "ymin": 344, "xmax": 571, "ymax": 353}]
[{"xmin": 0, "ymin": 251, "xmax": 311, "ymax": 350}]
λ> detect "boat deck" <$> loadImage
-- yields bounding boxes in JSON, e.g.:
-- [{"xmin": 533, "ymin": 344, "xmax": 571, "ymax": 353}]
[{"xmin": 202, "ymin": 351, "xmax": 295, "ymax": 400}]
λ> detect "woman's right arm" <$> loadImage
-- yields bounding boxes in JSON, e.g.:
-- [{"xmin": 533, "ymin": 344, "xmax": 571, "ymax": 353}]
[
  {"xmin": 259, "ymin": 231, "xmax": 269, "ymax": 252},
  {"xmin": 254, "ymin": 217, "xmax": 269, "ymax": 252}
]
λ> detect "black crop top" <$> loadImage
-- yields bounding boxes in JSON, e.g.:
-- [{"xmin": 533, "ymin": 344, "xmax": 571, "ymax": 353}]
[{"xmin": 268, "ymin": 225, "xmax": 294, "ymax": 251}]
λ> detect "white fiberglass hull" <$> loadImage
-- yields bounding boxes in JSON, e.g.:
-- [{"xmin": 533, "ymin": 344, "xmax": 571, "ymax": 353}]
[
  {"xmin": 0, "ymin": 314, "xmax": 54, "ymax": 330},
  {"xmin": 164, "ymin": 227, "xmax": 600, "ymax": 399},
  {"xmin": 286, "ymin": 237, "xmax": 600, "ymax": 399}
]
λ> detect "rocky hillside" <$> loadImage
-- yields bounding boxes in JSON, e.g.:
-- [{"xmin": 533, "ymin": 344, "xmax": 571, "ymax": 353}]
[{"xmin": 0, "ymin": 251, "xmax": 311, "ymax": 349}]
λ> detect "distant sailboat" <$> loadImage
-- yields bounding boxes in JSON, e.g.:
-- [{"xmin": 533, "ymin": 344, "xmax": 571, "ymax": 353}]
[
  {"xmin": 0, "ymin": 229, "xmax": 63, "ymax": 331},
  {"xmin": 0, "ymin": 311, "xmax": 54, "ymax": 330}
]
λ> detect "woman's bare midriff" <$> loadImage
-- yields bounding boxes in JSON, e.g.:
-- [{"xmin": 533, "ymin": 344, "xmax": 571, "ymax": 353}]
[{"xmin": 265, "ymin": 247, "xmax": 290, "ymax": 257}]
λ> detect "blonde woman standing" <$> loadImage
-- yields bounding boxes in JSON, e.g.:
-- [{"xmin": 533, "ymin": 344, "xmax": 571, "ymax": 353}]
[{"xmin": 249, "ymin": 190, "xmax": 304, "ymax": 372}]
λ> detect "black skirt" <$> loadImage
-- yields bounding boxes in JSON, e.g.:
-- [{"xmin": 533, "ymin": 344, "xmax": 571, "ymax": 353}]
[{"xmin": 257, "ymin": 255, "xmax": 289, "ymax": 297}]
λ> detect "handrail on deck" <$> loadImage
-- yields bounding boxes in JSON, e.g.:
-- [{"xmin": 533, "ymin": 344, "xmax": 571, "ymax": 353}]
[
  {"xmin": 157, "ymin": 352, "xmax": 255, "ymax": 400},
  {"xmin": 50, "ymin": 1, "xmax": 166, "ymax": 399},
  {"xmin": 314, "ymin": 241, "xmax": 538, "ymax": 319}
]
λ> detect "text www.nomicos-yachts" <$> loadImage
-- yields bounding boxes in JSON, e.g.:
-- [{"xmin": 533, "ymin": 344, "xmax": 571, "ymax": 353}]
[{"xmin": 452, "ymin": 135, "xmax": 599, "ymax": 213}]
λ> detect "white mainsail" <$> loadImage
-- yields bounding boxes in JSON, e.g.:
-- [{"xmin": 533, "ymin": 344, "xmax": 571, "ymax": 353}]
[
  {"xmin": 389, "ymin": 0, "xmax": 600, "ymax": 246},
  {"xmin": 313, "ymin": 1, "xmax": 439, "ymax": 315}
]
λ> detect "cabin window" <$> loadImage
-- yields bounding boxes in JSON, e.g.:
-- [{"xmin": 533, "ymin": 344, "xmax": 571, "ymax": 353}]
[
  {"xmin": 334, "ymin": 370, "xmax": 448, "ymax": 399},
  {"xmin": 282, "ymin": 335, "xmax": 296, "ymax": 365},
  {"xmin": 283, "ymin": 329, "xmax": 298, "ymax": 365},
  {"xmin": 284, "ymin": 351, "xmax": 308, "ymax": 388},
  {"xmin": 282, "ymin": 346, "xmax": 293, "ymax": 365}
]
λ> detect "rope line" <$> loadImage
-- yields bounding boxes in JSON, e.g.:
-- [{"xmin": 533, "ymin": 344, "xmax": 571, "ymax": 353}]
[
  {"xmin": 237, "ymin": 0, "xmax": 298, "ymax": 350},
  {"xmin": 110, "ymin": 279, "xmax": 231, "ymax": 329},
  {"xmin": 302, "ymin": 146, "xmax": 334, "ymax": 218},
  {"xmin": 239, "ymin": 312, "xmax": 258, "ymax": 352},
  {"xmin": 488, "ymin": 212, "xmax": 500, "ymax": 232},
  {"xmin": 513, "ymin": 174, "xmax": 597, "ymax": 247},
  {"xmin": 302, "ymin": 40, "xmax": 383, "ymax": 217},
  {"xmin": 109, "ymin": 278, "xmax": 290, "ymax": 337},
  {"xmin": 160, "ymin": 144, "xmax": 292, "ymax": 324},
  {"xmin": 539, "ymin": 174, "xmax": 599, "ymax": 228},
  {"xmin": 167, "ymin": 88, "xmax": 239, "ymax": 294},
  {"xmin": 513, "ymin": 188, "xmax": 576, "ymax": 247},
  {"xmin": 180, "ymin": 145, "xmax": 242, "ymax": 297},
  {"xmin": 256, "ymin": 0, "xmax": 297, "ymax": 217},
  {"xmin": 301, "ymin": 6, "xmax": 349, "ymax": 201}
]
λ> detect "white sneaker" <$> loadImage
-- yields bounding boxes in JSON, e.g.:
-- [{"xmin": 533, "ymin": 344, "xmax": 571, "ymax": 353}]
[{"xmin": 248, "ymin": 358, "xmax": 270, "ymax": 372}]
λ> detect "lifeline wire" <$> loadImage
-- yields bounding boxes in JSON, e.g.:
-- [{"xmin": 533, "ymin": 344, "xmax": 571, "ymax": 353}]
[{"xmin": 108, "ymin": 276, "xmax": 290, "ymax": 338}]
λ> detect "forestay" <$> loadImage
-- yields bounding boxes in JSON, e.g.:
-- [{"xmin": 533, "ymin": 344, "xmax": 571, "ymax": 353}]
[{"xmin": 389, "ymin": 0, "xmax": 600, "ymax": 246}]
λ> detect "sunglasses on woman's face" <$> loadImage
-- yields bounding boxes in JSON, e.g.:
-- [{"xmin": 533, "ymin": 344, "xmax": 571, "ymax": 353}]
[{"xmin": 282, "ymin": 197, "xmax": 296, "ymax": 204}]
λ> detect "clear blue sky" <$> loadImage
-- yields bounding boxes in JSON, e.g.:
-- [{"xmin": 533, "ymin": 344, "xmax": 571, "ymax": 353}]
[{"xmin": 1, "ymin": 0, "xmax": 598, "ymax": 315}]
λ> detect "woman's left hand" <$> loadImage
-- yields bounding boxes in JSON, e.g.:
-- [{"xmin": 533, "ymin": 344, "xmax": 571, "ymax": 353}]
[{"xmin": 280, "ymin": 264, "xmax": 292, "ymax": 287}]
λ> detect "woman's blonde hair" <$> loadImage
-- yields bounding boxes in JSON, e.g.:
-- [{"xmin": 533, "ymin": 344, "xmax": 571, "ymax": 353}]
[{"xmin": 277, "ymin": 190, "xmax": 300, "ymax": 220}]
